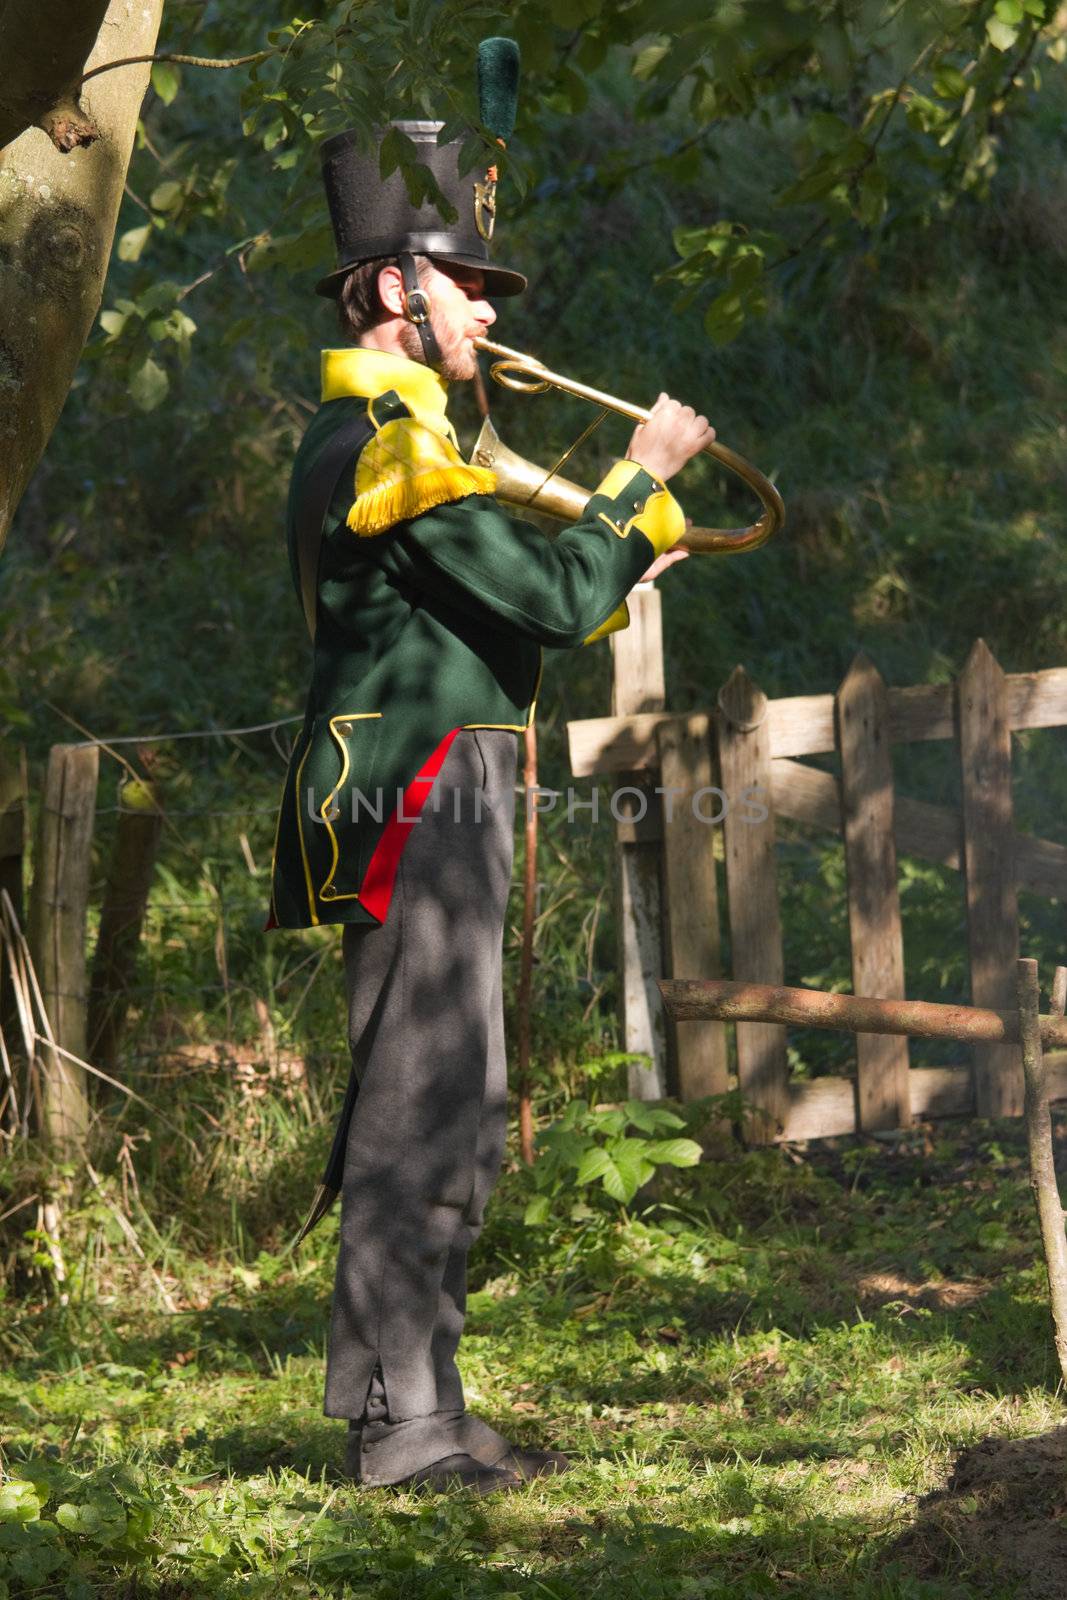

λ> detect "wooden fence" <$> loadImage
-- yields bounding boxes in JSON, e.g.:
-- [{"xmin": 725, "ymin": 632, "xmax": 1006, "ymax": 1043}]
[
  {"xmin": 568, "ymin": 587, "xmax": 1067, "ymax": 1141},
  {"xmin": 0, "ymin": 746, "xmax": 162, "ymax": 1152}
]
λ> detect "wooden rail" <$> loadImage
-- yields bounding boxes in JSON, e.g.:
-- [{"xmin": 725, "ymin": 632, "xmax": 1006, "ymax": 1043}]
[{"xmin": 569, "ymin": 665, "xmax": 1067, "ymax": 776}]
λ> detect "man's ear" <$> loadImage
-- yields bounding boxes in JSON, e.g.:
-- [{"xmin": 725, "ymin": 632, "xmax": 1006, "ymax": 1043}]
[{"xmin": 376, "ymin": 263, "xmax": 406, "ymax": 317}]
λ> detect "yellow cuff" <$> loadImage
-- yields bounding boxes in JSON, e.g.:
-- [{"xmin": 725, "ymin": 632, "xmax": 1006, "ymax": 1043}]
[
  {"xmin": 591, "ymin": 461, "xmax": 686, "ymax": 558},
  {"xmin": 583, "ymin": 602, "xmax": 629, "ymax": 646}
]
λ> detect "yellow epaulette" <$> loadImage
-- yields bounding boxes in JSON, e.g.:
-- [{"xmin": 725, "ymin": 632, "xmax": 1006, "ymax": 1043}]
[{"xmin": 347, "ymin": 407, "xmax": 497, "ymax": 538}]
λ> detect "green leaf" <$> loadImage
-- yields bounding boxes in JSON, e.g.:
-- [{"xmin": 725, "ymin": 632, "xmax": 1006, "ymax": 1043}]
[
  {"xmin": 808, "ymin": 111, "xmax": 853, "ymax": 152},
  {"xmin": 777, "ymin": 162, "xmax": 850, "ymax": 208},
  {"xmin": 589, "ymin": 1107, "xmax": 626, "ymax": 1136},
  {"xmin": 633, "ymin": 41, "xmax": 670, "ymax": 81},
  {"xmin": 523, "ymin": 1195, "xmax": 551, "ymax": 1226},
  {"xmin": 576, "ymin": 1146, "xmax": 612, "ymax": 1185},
  {"xmin": 624, "ymin": 1100, "xmax": 684, "ymax": 1133},
  {"xmin": 985, "ymin": 16, "xmax": 1018, "ymax": 48},
  {"xmin": 704, "ymin": 288, "xmax": 746, "ymax": 344},
  {"xmin": 379, "ymin": 124, "xmax": 414, "ymax": 179},
  {"xmin": 55, "ymin": 1500, "xmax": 123, "ymax": 1539},
  {"xmin": 150, "ymin": 180, "xmax": 182, "ymax": 212},
  {"xmin": 932, "ymin": 64, "xmax": 968, "ymax": 100},
  {"xmin": 128, "ymin": 356, "xmax": 169, "ymax": 412},
  {"xmin": 857, "ymin": 165, "xmax": 887, "ymax": 227},
  {"xmin": 0, "ymin": 1481, "xmax": 42, "ymax": 1523},
  {"xmin": 994, "ymin": 0, "xmax": 1023, "ymax": 21},
  {"xmin": 117, "ymin": 224, "xmax": 151, "ymax": 263},
  {"xmin": 606, "ymin": 1139, "xmax": 657, "ymax": 1202},
  {"xmin": 600, "ymin": 1156, "xmax": 630, "ymax": 1204},
  {"xmin": 99, "ymin": 309, "xmax": 128, "ymax": 338},
  {"xmin": 151, "ymin": 61, "xmax": 181, "ymax": 105},
  {"xmin": 12, "ymin": 1544, "xmax": 63, "ymax": 1583},
  {"xmin": 673, "ymin": 221, "xmax": 732, "ymax": 258},
  {"xmin": 647, "ymin": 1138, "xmax": 703, "ymax": 1168},
  {"xmin": 262, "ymin": 116, "xmax": 287, "ymax": 152},
  {"xmin": 137, "ymin": 281, "xmax": 181, "ymax": 313}
]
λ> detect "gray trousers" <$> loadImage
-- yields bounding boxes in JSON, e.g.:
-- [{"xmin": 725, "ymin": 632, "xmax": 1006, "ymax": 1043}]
[{"xmin": 324, "ymin": 729, "xmax": 519, "ymax": 1485}]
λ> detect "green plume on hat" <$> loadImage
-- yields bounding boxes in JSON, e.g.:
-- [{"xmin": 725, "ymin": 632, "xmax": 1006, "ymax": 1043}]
[{"xmin": 477, "ymin": 37, "xmax": 520, "ymax": 143}]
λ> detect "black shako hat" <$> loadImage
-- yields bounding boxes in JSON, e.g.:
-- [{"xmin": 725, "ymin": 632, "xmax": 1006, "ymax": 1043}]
[{"xmin": 314, "ymin": 119, "xmax": 527, "ymax": 299}]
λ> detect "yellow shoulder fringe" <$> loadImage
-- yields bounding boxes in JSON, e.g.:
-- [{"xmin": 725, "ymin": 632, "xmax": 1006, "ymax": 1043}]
[{"xmin": 347, "ymin": 417, "xmax": 497, "ymax": 537}]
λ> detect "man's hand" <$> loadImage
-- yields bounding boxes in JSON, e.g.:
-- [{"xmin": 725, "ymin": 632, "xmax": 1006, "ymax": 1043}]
[
  {"xmin": 626, "ymin": 393, "xmax": 716, "ymax": 483},
  {"xmin": 640, "ymin": 547, "xmax": 689, "ymax": 583}
]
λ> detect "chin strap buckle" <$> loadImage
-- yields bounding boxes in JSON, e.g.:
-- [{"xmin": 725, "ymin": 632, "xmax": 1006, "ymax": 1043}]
[{"xmin": 398, "ymin": 251, "xmax": 442, "ymax": 370}]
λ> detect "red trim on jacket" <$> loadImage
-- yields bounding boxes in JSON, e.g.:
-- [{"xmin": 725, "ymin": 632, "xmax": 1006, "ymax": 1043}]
[{"xmin": 358, "ymin": 727, "xmax": 462, "ymax": 922}]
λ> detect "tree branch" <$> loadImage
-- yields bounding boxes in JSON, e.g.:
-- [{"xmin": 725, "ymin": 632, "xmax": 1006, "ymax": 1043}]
[
  {"xmin": 0, "ymin": 0, "xmax": 110, "ymax": 151},
  {"xmin": 79, "ymin": 48, "xmax": 276, "ymax": 88},
  {"xmin": 1017, "ymin": 957, "xmax": 1067, "ymax": 1386}
]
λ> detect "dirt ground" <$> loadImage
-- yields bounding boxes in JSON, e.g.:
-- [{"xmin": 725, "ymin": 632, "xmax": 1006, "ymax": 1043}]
[{"xmin": 894, "ymin": 1426, "xmax": 1067, "ymax": 1597}]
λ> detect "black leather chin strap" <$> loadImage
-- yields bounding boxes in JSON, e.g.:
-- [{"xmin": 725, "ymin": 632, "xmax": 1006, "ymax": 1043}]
[{"xmin": 398, "ymin": 251, "xmax": 442, "ymax": 371}]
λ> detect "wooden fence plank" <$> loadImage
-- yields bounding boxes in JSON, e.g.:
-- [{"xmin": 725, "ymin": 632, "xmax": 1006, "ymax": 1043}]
[
  {"xmin": 780, "ymin": 1069, "xmax": 970, "ymax": 1140},
  {"xmin": 957, "ymin": 640, "xmax": 1021, "ymax": 1118},
  {"xmin": 611, "ymin": 585, "xmax": 668, "ymax": 1099},
  {"xmin": 87, "ymin": 777, "xmax": 163, "ymax": 1077},
  {"xmin": 780, "ymin": 1059, "xmax": 1067, "ymax": 1141},
  {"xmin": 27, "ymin": 744, "xmax": 100, "ymax": 1152},
  {"xmin": 568, "ymin": 712, "xmax": 668, "ymax": 779},
  {"xmin": 837, "ymin": 655, "xmax": 911, "ymax": 1130},
  {"xmin": 568, "ymin": 665, "xmax": 1067, "ymax": 775},
  {"xmin": 0, "ymin": 746, "xmax": 27, "ymax": 1061},
  {"xmin": 657, "ymin": 714, "xmax": 728, "ymax": 1101},
  {"xmin": 716, "ymin": 667, "xmax": 788, "ymax": 1140}
]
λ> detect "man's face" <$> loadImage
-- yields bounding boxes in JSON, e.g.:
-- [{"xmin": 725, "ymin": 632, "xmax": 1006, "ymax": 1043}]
[{"xmin": 398, "ymin": 261, "xmax": 496, "ymax": 381}]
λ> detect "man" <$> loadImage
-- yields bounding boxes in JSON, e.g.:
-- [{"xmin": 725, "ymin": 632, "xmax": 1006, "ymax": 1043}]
[{"xmin": 268, "ymin": 63, "xmax": 714, "ymax": 1495}]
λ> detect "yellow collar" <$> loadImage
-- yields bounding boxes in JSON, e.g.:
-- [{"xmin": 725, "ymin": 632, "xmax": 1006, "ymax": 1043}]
[{"xmin": 320, "ymin": 347, "xmax": 452, "ymax": 436}]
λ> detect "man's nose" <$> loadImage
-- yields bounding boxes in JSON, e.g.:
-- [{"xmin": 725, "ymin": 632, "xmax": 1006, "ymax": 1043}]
[{"xmin": 476, "ymin": 299, "xmax": 496, "ymax": 327}]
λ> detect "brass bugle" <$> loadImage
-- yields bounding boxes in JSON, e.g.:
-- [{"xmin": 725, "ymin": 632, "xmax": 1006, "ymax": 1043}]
[{"xmin": 472, "ymin": 336, "xmax": 784, "ymax": 554}]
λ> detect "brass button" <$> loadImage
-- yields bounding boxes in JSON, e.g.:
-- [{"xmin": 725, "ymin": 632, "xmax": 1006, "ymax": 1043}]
[{"xmin": 335, "ymin": 721, "xmax": 352, "ymax": 738}]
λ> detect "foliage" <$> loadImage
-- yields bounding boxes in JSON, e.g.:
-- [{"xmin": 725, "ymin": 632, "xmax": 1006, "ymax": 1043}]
[
  {"xmin": 523, "ymin": 1094, "xmax": 703, "ymax": 1219},
  {"xmin": 67, "ymin": 0, "xmax": 1067, "ymax": 446}
]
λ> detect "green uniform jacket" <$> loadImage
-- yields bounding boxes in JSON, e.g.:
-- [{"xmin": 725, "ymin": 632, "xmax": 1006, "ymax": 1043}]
[{"xmin": 267, "ymin": 347, "xmax": 684, "ymax": 930}]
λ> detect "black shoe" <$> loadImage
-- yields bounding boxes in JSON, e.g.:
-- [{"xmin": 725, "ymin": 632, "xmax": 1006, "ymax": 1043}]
[
  {"xmin": 496, "ymin": 1446, "xmax": 571, "ymax": 1481},
  {"xmin": 394, "ymin": 1453, "xmax": 522, "ymax": 1496}
]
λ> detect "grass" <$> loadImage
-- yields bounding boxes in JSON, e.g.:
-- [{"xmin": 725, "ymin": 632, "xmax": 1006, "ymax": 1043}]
[{"xmin": 3, "ymin": 1115, "xmax": 1065, "ymax": 1597}]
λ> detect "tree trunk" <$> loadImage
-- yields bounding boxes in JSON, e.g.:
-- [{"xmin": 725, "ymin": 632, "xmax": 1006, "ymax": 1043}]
[{"xmin": 0, "ymin": 0, "xmax": 164, "ymax": 550}]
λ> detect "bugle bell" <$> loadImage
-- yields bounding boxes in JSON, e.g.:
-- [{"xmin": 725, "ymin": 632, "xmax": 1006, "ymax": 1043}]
[{"xmin": 471, "ymin": 336, "xmax": 784, "ymax": 555}]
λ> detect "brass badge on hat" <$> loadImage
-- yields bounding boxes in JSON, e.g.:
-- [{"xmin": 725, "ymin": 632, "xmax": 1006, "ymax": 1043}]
[{"xmin": 473, "ymin": 163, "xmax": 497, "ymax": 242}]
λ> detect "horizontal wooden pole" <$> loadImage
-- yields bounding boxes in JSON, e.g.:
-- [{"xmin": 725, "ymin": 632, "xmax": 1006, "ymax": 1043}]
[
  {"xmin": 567, "ymin": 665, "xmax": 1067, "ymax": 775},
  {"xmin": 659, "ymin": 978, "xmax": 1067, "ymax": 1049}
]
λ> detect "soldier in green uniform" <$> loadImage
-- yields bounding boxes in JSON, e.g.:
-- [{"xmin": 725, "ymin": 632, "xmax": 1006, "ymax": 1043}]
[{"xmin": 268, "ymin": 42, "xmax": 715, "ymax": 1494}]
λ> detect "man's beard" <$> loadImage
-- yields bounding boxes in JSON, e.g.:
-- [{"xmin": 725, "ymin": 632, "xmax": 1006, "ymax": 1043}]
[{"xmin": 397, "ymin": 316, "xmax": 476, "ymax": 381}]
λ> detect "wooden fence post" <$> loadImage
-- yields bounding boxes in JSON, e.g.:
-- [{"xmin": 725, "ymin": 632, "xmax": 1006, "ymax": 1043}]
[
  {"xmin": 28, "ymin": 744, "xmax": 99, "ymax": 1153},
  {"xmin": 88, "ymin": 776, "xmax": 163, "ymax": 1078},
  {"xmin": 957, "ymin": 640, "xmax": 1021, "ymax": 1117},
  {"xmin": 657, "ymin": 713, "xmax": 728, "ymax": 1100},
  {"xmin": 611, "ymin": 585, "xmax": 669, "ymax": 1099},
  {"xmin": 716, "ymin": 666, "xmax": 788, "ymax": 1139},
  {"xmin": 836, "ymin": 654, "xmax": 911, "ymax": 1130},
  {"xmin": 0, "ymin": 745, "xmax": 28, "ymax": 1055}
]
